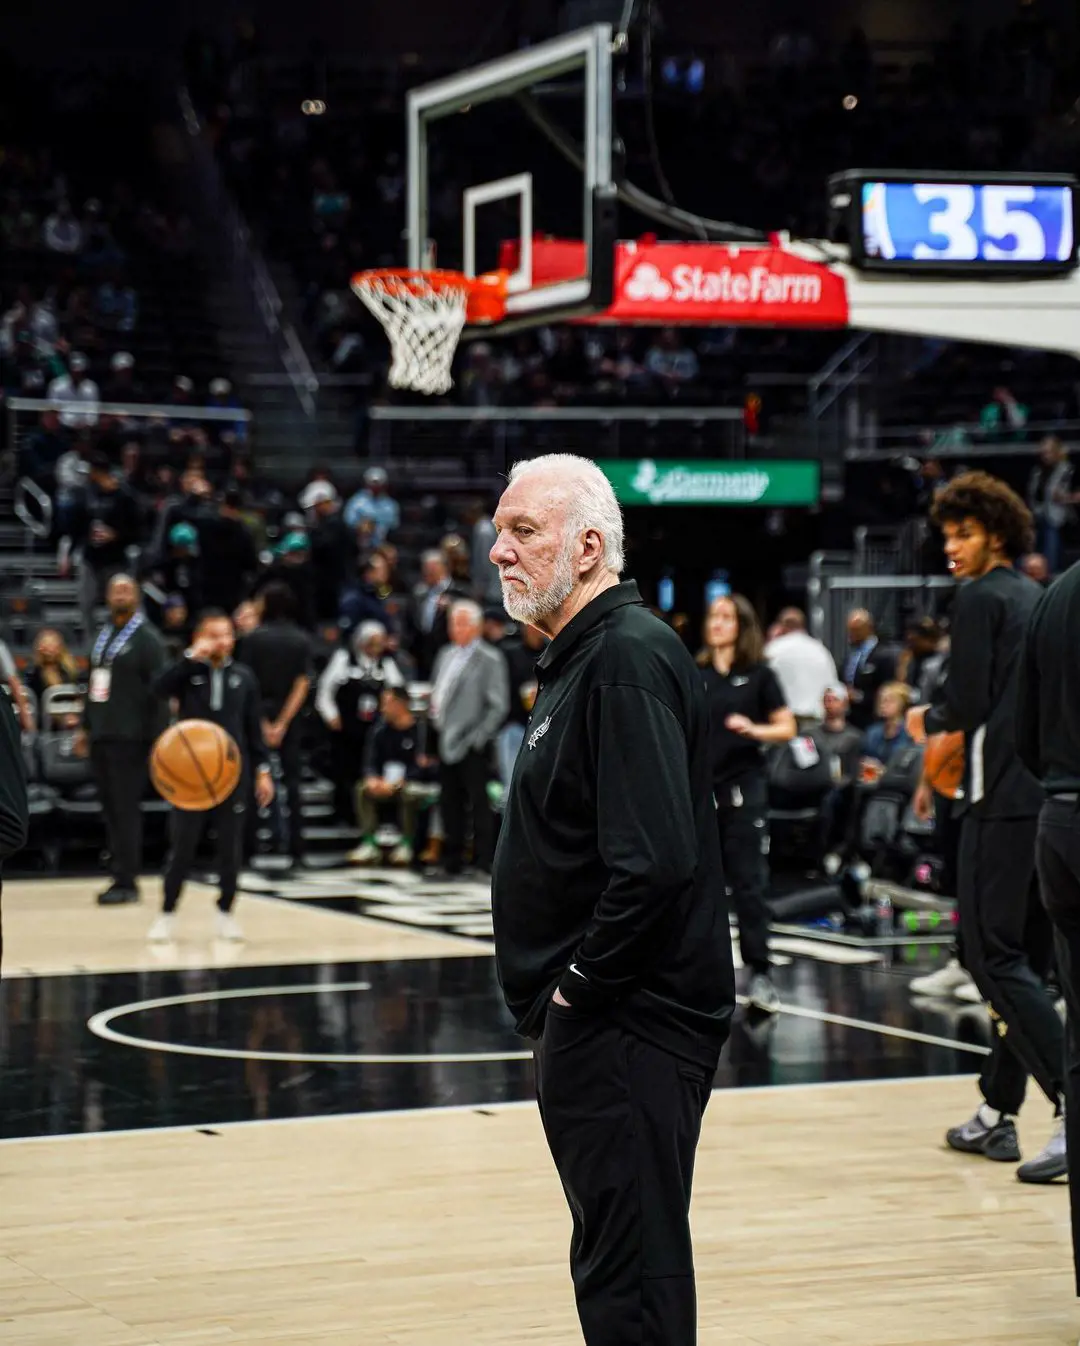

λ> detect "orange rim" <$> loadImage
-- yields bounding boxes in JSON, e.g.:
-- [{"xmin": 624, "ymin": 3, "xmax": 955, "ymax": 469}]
[{"xmin": 351, "ymin": 268, "xmax": 508, "ymax": 323}]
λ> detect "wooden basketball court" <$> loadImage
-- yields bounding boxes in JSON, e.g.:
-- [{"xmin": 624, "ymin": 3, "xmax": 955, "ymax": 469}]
[{"xmin": 1, "ymin": 874, "xmax": 1076, "ymax": 1345}]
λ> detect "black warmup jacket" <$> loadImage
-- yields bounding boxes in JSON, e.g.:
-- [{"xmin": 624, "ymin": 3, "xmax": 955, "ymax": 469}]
[
  {"xmin": 925, "ymin": 564, "xmax": 1043, "ymax": 818},
  {"xmin": 153, "ymin": 655, "xmax": 268, "ymax": 776},
  {"xmin": 1016, "ymin": 560, "xmax": 1080, "ymax": 794},
  {"xmin": 491, "ymin": 581, "xmax": 735, "ymax": 1069}
]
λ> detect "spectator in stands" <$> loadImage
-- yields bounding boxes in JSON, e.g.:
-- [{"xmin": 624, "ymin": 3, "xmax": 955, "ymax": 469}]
[
  {"xmin": 48, "ymin": 352, "xmax": 100, "ymax": 431},
  {"xmin": 300, "ymin": 480, "xmax": 355, "ymax": 623},
  {"xmin": 262, "ymin": 532, "xmax": 317, "ymax": 630},
  {"xmin": 80, "ymin": 575, "xmax": 167, "ymax": 906},
  {"xmin": 150, "ymin": 468, "xmax": 214, "ymax": 562},
  {"xmin": 43, "ymin": 199, "xmax": 82, "ymax": 254},
  {"xmin": 353, "ymin": 686, "xmax": 436, "ymax": 868},
  {"xmin": 20, "ymin": 409, "xmax": 68, "ymax": 493},
  {"xmin": 26, "ymin": 628, "xmax": 80, "ymax": 712},
  {"xmin": 495, "ymin": 619, "xmax": 546, "ymax": 791},
  {"xmin": 644, "ymin": 328, "xmax": 700, "ymax": 400},
  {"xmin": 235, "ymin": 582, "xmax": 313, "ymax": 868},
  {"xmin": 234, "ymin": 600, "xmax": 259, "ymax": 637},
  {"xmin": 94, "ymin": 271, "xmax": 138, "ymax": 333},
  {"xmin": 861, "ymin": 682, "xmax": 914, "ymax": 770},
  {"xmin": 843, "ymin": 608, "xmax": 896, "ymax": 731},
  {"xmin": 462, "ymin": 498, "xmax": 501, "ymax": 607},
  {"xmin": 207, "ymin": 377, "xmax": 247, "ymax": 449},
  {"xmin": 339, "ymin": 549, "xmax": 398, "ymax": 639},
  {"xmin": 764, "ymin": 607, "xmax": 838, "ymax": 726},
  {"xmin": 410, "ymin": 549, "xmax": 451, "ymax": 670},
  {"xmin": 316, "ymin": 620, "xmax": 404, "ymax": 835},
  {"xmin": 1027, "ymin": 436, "xmax": 1072, "ymax": 575},
  {"xmin": 344, "ymin": 466, "xmax": 399, "ymax": 544},
  {"xmin": 895, "ymin": 617, "xmax": 947, "ymax": 704},
  {"xmin": 428, "ymin": 599, "xmax": 509, "ymax": 877},
  {"xmin": 198, "ymin": 487, "xmax": 260, "ymax": 615},
  {"xmin": 980, "ymin": 385, "xmax": 1029, "ymax": 442},
  {"xmin": 78, "ymin": 452, "xmax": 143, "ymax": 635},
  {"xmin": 101, "ymin": 351, "xmax": 147, "ymax": 408},
  {"xmin": 142, "ymin": 522, "xmax": 204, "ymax": 642},
  {"xmin": 817, "ymin": 685, "xmax": 864, "ymax": 872},
  {"xmin": 1021, "ymin": 553, "xmax": 1052, "ymax": 587},
  {"xmin": 699, "ymin": 592, "xmax": 795, "ymax": 1013}
]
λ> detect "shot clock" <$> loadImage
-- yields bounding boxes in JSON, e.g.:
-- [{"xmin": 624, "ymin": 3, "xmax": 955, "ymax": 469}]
[{"xmin": 828, "ymin": 170, "xmax": 1078, "ymax": 276}]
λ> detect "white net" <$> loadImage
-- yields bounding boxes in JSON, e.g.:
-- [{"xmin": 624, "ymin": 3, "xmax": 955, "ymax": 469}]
[{"xmin": 352, "ymin": 272, "xmax": 470, "ymax": 396}]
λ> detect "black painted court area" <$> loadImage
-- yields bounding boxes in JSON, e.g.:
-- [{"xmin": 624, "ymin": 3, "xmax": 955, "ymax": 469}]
[{"xmin": 0, "ymin": 946, "xmax": 990, "ymax": 1141}]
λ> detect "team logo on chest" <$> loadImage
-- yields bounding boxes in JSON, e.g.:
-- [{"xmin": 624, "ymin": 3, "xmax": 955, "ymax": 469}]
[{"xmin": 527, "ymin": 714, "xmax": 552, "ymax": 750}]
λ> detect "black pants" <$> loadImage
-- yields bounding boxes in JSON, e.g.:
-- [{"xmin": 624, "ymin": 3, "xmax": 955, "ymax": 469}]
[
  {"xmin": 90, "ymin": 739, "xmax": 149, "ymax": 890},
  {"xmin": 440, "ymin": 749, "xmax": 493, "ymax": 874},
  {"xmin": 958, "ymin": 815, "xmax": 1063, "ymax": 1115},
  {"xmin": 270, "ymin": 722, "xmax": 304, "ymax": 860},
  {"xmin": 536, "ymin": 1010, "xmax": 712, "ymax": 1346},
  {"xmin": 716, "ymin": 775, "xmax": 771, "ymax": 974},
  {"xmin": 1035, "ymin": 799, "xmax": 1080, "ymax": 1292},
  {"xmin": 163, "ymin": 791, "xmax": 245, "ymax": 914}
]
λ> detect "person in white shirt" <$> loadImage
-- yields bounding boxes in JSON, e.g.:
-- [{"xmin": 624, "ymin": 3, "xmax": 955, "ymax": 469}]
[
  {"xmin": 764, "ymin": 607, "xmax": 838, "ymax": 725},
  {"xmin": 47, "ymin": 353, "xmax": 100, "ymax": 431}
]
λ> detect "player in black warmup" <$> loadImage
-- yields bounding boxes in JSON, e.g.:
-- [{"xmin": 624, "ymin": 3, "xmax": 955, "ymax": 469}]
[
  {"xmin": 699, "ymin": 592, "xmax": 795, "ymax": 1014},
  {"xmin": 1016, "ymin": 552, "xmax": 1080, "ymax": 1295},
  {"xmin": 148, "ymin": 610, "xmax": 274, "ymax": 944},
  {"xmin": 907, "ymin": 471, "xmax": 1065, "ymax": 1181}
]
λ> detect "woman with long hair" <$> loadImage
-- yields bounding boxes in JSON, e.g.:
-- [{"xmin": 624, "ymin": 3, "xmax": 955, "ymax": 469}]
[{"xmin": 699, "ymin": 593, "xmax": 796, "ymax": 1013}]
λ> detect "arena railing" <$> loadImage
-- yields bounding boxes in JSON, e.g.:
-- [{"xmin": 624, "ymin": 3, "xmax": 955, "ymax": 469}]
[
  {"xmin": 363, "ymin": 404, "xmax": 747, "ymax": 478},
  {"xmin": 845, "ymin": 420, "xmax": 1080, "ymax": 463},
  {"xmin": 5, "ymin": 397, "xmax": 254, "ymax": 478},
  {"xmin": 807, "ymin": 563, "xmax": 954, "ymax": 663}
]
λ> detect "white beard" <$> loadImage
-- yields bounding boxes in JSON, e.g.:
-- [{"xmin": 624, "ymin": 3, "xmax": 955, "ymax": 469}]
[{"xmin": 500, "ymin": 546, "xmax": 576, "ymax": 625}]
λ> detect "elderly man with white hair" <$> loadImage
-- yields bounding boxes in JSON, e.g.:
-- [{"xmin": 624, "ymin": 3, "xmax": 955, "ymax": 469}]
[
  {"xmin": 316, "ymin": 620, "xmax": 404, "ymax": 844},
  {"xmin": 428, "ymin": 599, "xmax": 509, "ymax": 876},
  {"xmin": 489, "ymin": 453, "xmax": 733, "ymax": 1346}
]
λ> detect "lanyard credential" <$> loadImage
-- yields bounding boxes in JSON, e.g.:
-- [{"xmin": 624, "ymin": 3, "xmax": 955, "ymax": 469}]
[{"xmin": 92, "ymin": 614, "xmax": 144, "ymax": 668}]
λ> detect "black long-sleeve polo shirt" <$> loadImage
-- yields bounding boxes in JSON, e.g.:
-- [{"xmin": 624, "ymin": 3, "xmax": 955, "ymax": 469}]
[
  {"xmin": 153, "ymin": 654, "xmax": 268, "ymax": 775},
  {"xmin": 925, "ymin": 564, "xmax": 1043, "ymax": 818},
  {"xmin": 490, "ymin": 580, "xmax": 735, "ymax": 1069},
  {"xmin": 1016, "ymin": 562, "xmax": 1080, "ymax": 794}
]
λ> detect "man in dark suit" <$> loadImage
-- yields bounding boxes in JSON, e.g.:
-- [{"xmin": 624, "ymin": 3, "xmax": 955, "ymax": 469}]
[{"xmin": 844, "ymin": 608, "xmax": 896, "ymax": 730}]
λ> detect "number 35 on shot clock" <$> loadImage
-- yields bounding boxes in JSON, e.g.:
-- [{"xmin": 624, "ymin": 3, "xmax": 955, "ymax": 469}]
[{"xmin": 828, "ymin": 169, "xmax": 1078, "ymax": 276}]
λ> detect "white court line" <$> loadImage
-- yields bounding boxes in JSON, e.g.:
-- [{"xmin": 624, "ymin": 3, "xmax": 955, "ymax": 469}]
[
  {"xmin": 82, "ymin": 982, "xmax": 990, "ymax": 1066},
  {"xmin": 0, "ymin": 1073, "xmax": 974, "ymax": 1148},
  {"xmin": 0, "ymin": 1074, "xmax": 971, "ymax": 1147}
]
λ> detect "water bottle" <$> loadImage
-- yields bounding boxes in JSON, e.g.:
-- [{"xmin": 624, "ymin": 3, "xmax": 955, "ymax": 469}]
[{"xmin": 874, "ymin": 891, "xmax": 894, "ymax": 937}]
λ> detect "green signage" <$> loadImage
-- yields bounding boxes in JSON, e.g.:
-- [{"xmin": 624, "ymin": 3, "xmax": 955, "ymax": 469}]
[{"xmin": 597, "ymin": 459, "xmax": 820, "ymax": 507}]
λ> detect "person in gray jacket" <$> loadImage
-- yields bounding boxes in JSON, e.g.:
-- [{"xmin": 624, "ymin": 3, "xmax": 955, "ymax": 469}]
[{"xmin": 429, "ymin": 599, "xmax": 509, "ymax": 875}]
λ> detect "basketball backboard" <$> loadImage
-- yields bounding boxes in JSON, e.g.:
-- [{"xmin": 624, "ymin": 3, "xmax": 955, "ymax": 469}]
[{"xmin": 405, "ymin": 23, "xmax": 617, "ymax": 333}]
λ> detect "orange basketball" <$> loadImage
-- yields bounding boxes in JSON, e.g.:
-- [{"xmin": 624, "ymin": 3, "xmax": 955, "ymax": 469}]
[
  {"xmin": 151, "ymin": 719, "xmax": 242, "ymax": 811},
  {"xmin": 923, "ymin": 731, "xmax": 965, "ymax": 799}
]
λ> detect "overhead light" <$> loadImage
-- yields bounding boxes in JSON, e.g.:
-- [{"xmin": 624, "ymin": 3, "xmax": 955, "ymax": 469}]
[{"xmin": 302, "ymin": 99, "xmax": 327, "ymax": 116}]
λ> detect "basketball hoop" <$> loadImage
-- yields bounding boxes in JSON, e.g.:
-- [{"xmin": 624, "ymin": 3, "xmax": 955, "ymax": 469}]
[{"xmin": 350, "ymin": 268, "xmax": 508, "ymax": 396}]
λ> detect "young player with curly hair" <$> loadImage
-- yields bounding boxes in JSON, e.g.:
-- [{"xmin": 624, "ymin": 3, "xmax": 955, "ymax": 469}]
[{"xmin": 907, "ymin": 471, "xmax": 1065, "ymax": 1181}]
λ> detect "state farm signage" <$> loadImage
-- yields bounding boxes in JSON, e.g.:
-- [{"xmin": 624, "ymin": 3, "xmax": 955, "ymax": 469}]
[{"xmin": 609, "ymin": 242, "xmax": 848, "ymax": 325}]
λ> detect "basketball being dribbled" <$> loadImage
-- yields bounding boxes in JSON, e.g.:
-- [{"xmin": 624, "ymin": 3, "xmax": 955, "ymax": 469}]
[
  {"xmin": 923, "ymin": 731, "xmax": 965, "ymax": 799},
  {"xmin": 151, "ymin": 720, "xmax": 242, "ymax": 811}
]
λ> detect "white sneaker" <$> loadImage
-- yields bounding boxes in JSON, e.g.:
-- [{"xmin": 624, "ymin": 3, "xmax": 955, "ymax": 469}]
[
  {"xmin": 954, "ymin": 979, "xmax": 983, "ymax": 1004},
  {"xmin": 348, "ymin": 840, "xmax": 380, "ymax": 865},
  {"xmin": 147, "ymin": 914, "xmax": 176, "ymax": 943},
  {"xmin": 909, "ymin": 957, "xmax": 974, "ymax": 999},
  {"xmin": 214, "ymin": 911, "xmax": 245, "ymax": 942},
  {"xmin": 389, "ymin": 842, "xmax": 413, "ymax": 867}
]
